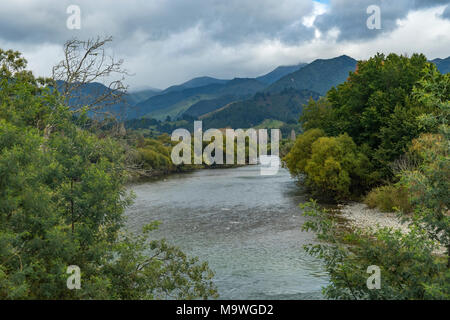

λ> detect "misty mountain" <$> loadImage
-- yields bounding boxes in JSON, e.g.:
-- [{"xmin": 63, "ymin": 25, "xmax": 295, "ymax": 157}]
[
  {"xmin": 128, "ymin": 88, "xmax": 162, "ymax": 104},
  {"xmin": 432, "ymin": 56, "xmax": 450, "ymax": 74},
  {"xmin": 256, "ymin": 63, "xmax": 307, "ymax": 85},
  {"xmin": 266, "ymin": 55, "xmax": 357, "ymax": 95},
  {"xmin": 133, "ymin": 78, "xmax": 266, "ymax": 120},
  {"xmin": 182, "ymin": 95, "xmax": 237, "ymax": 118},
  {"xmin": 159, "ymin": 76, "xmax": 229, "ymax": 95},
  {"xmin": 201, "ymin": 88, "xmax": 320, "ymax": 129}
]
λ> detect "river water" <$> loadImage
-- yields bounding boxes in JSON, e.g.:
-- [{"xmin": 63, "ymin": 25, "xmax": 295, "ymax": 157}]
[{"xmin": 125, "ymin": 165, "xmax": 329, "ymax": 299}]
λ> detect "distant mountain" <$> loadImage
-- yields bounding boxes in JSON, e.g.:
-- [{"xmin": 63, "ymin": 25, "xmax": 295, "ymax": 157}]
[
  {"xmin": 183, "ymin": 95, "xmax": 237, "ymax": 118},
  {"xmin": 58, "ymin": 55, "xmax": 360, "ymax": 122},
  {"xmin": 431, "ymin": 56, "xmax": 450, "ymax": 74},
  {"xmin": 55, "ymin": 80, "xmax": 134, "ymax": 119},
  {"xmin": 256, "ymin": 63, "xmax": 307, "ymax": 85},
  {"xmin": 267, "ymin": 55, "xmax": 357, "ymax": 96},
  {"xmin": 134, "ymin": 78, "xmax": 266, "ymax": 120},
  {"xmin": 201, "ymin": 88, "xmax": 320, "ymax": 129},
  {"xmin": 160, "ymin": 76, "xmax": 229, "ymax": 95},
  {"xmin": 128, "ymin": 88, "xmax": 162, "ymax": 104}
]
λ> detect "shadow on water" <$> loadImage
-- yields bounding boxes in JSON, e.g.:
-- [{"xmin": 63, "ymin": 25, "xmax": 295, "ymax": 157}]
[{"xmin": 125, "ymin": 165, "xmax": 329, "ymax": 299}]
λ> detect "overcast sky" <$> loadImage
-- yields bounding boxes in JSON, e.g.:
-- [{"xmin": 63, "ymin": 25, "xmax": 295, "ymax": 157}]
[{"xmin": 0, "ymin": 0, "xmax": 449, "ymax": 90}]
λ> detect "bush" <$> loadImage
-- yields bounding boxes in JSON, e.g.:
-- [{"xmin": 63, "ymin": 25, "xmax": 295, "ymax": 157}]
[
  {"xmin": 364, "ymin": 184, "xmax": 412, "ymax": 213},
  {"xmin": 302, "ymin": 201, "xmax": 449, "ymax": 300},
  {"xmin": 304, "ymin": 134, "xmax": 371, "ymax": 199},
  {"xmin": 284, "ymin": 128, "xmax": 325, "ymax": 176},
  {"xmin": 286, "ymin": 130, "xmax": 371, "ymax": 199}
]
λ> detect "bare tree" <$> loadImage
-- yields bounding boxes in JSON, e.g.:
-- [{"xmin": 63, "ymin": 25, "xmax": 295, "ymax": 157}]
[{"xmin": 52, "ymin": 36, "xmax": 130, "ymax": 119}]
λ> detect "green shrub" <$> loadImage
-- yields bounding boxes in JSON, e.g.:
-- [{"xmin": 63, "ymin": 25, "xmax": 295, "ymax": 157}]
[
  {"xmin": 304, "ymin": 134, "xmax": 371, "ymax": 199},
  {"xmin": 284, "ymin": 128, "xmax": 325, "ymax": 176},
  {"xmin": 364, "ymin": 184, "xmax": 413, "ymax": 213}
]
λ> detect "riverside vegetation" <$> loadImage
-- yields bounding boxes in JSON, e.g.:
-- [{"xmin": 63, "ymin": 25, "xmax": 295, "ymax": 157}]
[
  {"xmin": 285, "ymin": 53, "xmax": 449, "ymax": 299},
  {"xmin": 0, "ymin": 48, "xmax": 218, "ymax": 299},
  {"xmin": 1, "ymin": 39, "xmax": 449, "ymax": 299}
]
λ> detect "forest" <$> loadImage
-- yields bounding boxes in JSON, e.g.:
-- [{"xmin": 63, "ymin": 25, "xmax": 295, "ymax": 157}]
[{"xmin": 285, "ymin": 53, "xmax": 449, "ymax": 299}]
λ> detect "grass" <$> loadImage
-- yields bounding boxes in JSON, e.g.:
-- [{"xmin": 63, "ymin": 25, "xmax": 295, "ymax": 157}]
[{"xmin": 364, "ymin": 184, "xmax": 413, "ymax": 214}]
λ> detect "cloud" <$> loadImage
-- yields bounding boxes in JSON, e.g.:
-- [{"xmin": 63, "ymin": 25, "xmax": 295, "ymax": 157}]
[
  {"xmin": 442, "ymin": 5, "xmax": 450, "ymax": 19},
  {"xmin": 314, "ymin": 0, "xmax": 450, "ymax": 41},
  {"xmin": 0, "ymin": 0, "xmax": 316, "ymax": 45},
  {"xmin": 0, "ymin": 0, "xmax": 318, "ymax": 87},
  {"xmin": 0, "ymin": 1, "xmax": 449, "ymax": 89}
]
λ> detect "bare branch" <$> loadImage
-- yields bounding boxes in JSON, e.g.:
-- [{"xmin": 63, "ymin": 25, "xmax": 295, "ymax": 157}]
[{"xmin": 52, "ymin": 36, "xmax": 130, "ymax": 120}]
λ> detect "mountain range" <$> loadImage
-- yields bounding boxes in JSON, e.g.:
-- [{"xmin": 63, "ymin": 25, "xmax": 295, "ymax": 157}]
[{"xmin": 63, "ymin": 55, "xmax": 450, "ymax": 130}]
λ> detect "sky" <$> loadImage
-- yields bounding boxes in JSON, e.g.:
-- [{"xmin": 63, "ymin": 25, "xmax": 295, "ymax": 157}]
[{"xmin": 0, "ymin": 0, "xmax": 449, "ymax": 90}]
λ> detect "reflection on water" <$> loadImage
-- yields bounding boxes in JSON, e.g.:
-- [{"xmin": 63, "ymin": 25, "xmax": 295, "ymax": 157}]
[{"xmin": 125, "ymin": 165, "xmax": 329, "ymax": 299}]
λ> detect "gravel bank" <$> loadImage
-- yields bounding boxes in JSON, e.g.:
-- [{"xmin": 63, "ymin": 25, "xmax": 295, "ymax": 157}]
[
  {"xmin": 338, "ymin": 202, "xmax": 411, "ymax": 234},
  {"xmin": 339, "ymin": 202, "xmax": 446, "ymax": 255}
]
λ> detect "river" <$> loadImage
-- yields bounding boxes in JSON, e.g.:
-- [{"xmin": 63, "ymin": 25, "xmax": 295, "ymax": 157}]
[{"xmin": 125, "ymin": 165, "xmax": 329, "ymax": 299}]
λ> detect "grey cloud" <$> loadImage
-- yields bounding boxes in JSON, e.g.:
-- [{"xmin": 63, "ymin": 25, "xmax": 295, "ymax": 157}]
[
  {"xmin": 0, "ymin": 0, "xmax": 315, "ymax": 47},
  {"xmin": 314, "ymin": 0, "xmax": 450, "ymax": 41},
  {"xmin": 442, "ymin": 5, "xmax": 450, "ymax": 19}
]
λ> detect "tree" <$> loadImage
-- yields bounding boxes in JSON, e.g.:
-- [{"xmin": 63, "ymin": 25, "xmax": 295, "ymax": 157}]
[
  {"xmin": 304, "ymin": 134, "xmax": 371, "ymax": 199},
  {"xmin": 299, "ymin": 64, "xmax": 450, "ymax": 300},
  {"xmin": 401, "ymin": 65, "xmax": 450, "ymax": 267},
  {"xmin": 301, "ymin": 201, "xmax": 449, "ymax": 299},
  {"xmin": 284, "ymin": 130, "xmax": 371, "ymax": 199},
  {"xmin": 0, "ymin": 48, "xmax": 217, "ymax": 299},
  {"xmin": 284, "ymin": 128, "xmax": 325, "ymax": 177},
  {"xmin": 299, "ymin": 53, "xmax": 433, "ymax": 183},
  {"xmin": 52, "ymin": 36, "xmax": 129, "ymax": 119}
]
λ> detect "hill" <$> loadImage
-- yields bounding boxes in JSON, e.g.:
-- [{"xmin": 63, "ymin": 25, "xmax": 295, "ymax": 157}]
[
  {"xmin": 159, "ymin": 76, "xmax": 229, "ymax": 94},
  {"xmin": 266, "ymin": 55, "xmax": 357, "ymax": 95},
  {"xmin": 128, "ymin": 88, "xmax": 162, "ymax": 104},
  {"xmin": 134, "ymin": 78, "xmax": 266, "ymax": 120},
  {"xmin": 201, "ymin": 88, "xmax": 320, "ymax": 129},
  {"xmin": 55, "ymin": 80, "xmax": 134, "ymax": 119},
  {"xmin": 183, "ymin": 95, "xmax": 237, "ymax": 118},
  {"xmin": 255, "ymin": 63, "xmax": 307, "ymax": 85},
  {"xmin": 432, "ymin": 56, "xmax": 450, "ymax": 74}
]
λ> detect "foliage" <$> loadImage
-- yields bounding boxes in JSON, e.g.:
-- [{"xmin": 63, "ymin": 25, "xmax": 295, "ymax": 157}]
[
  {"xmin": 284, "ymin": 128, "xmax": 325, "ymax": 177},
  {"xmin": 299, "ymin": 53, "xmax": 434, "ymax": 182},
  {"xmin": 364, "ymin": 184, "xmax": 412, "ymax": 213},
  {"xmin": 0, "ymin": 48, "xmax": 217, "ymax": 299},
  {"xmin": 301, "ymin": 201, "xmax": 449, "ymax": 299},
  {"xmin": 300, "ymin": 97, "xmax": 334, "ymax": 132},
  {"xmin": 285, "ymin": 130, "xmax": 371, "ymax": 199},
  {"xmin": 401, "ymin": 68, "xmax": 450, "ymax": 266},
  {"xmin": 300, "ymin": 62, "xmax": 450, "ymax": 299}
]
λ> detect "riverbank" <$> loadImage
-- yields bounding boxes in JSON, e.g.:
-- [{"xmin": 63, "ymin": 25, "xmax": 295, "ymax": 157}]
[
  {"xmin": 338, "ymin": 202, "xmax": 411, "ymax": 234},
  {"xmin": 339, "ymin": 202, "xmax": 447, "ymax": 255}
]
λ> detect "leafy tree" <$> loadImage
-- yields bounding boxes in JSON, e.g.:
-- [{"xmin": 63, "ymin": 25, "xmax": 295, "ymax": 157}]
[
  {"xmin": 299, "ymin": 97, "xmax": 334, "ymax": 133},
  {"xmin": 401, "ymin": 66, "xmax": 449, "ymax": 267},
  {"xmin": 0, "ymin": 48, "xmax": 217, "ymax": 299},
  {"xmin": 301, "ymin": 201, "xmax": 449, "ymax": 299},
  {"xmin": 304, "ymin": 134, "xmax": 371, "ymax": 199},
  {"xmin": 300, "ymin": 63, "xmax": 450, "ymax": 300},
  {"xmin": 298, "ymin": 53, "xmax": 434, "ymax": 183},
  {"xmin": 285, "ymin": 130, "xmax": 371, "ymax": 199},
  {"xmin": 284, "ymin": 128, "xmax": 325, "ymax": 177}
]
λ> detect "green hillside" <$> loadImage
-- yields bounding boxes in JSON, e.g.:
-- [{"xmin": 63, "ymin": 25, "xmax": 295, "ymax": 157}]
[
  {"xmin": 183, "ymin": 95, "xmax": 237, "ymax": 118},
  {"xmin": 135, "ymin": 78, "xmax": 266, "ymax": 120},
  {"xmin": 267, "ymin": 55, "xmax": 357, "ymax": 95},
  {"xmin": 432, "ymin": 56, "xmax": 450, "ymax": 74},
  {"xmin": 202, "ymin": 88, "xmax": 320, "ymax": 129}
]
